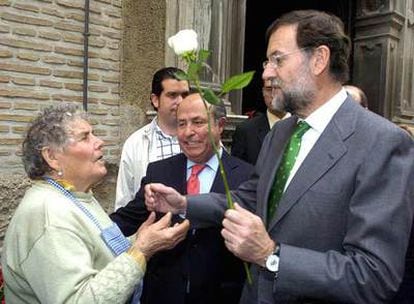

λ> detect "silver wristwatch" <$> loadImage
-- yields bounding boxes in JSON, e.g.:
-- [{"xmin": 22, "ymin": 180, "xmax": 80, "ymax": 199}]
[{"xmin": 265, "ymin": 243, "xmax": 280, "ymax": 273}]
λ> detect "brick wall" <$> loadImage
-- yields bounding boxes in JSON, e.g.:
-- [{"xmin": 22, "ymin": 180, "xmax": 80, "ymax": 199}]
[
  {"xmin": 0, "ymin": 0, "xmax": 123, "ymax": 173},
  {"xmin": 0, "ymin": 0, "xmax": 123, "ymax": 251}
]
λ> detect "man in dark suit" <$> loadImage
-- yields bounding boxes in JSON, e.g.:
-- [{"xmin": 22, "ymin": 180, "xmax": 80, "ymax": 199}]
[
  {"xmin": 231, "ymin": 79, "xmax": 289, "ymax": 165},
  {"xmin": 111, "ymin": 93, "xmax": 253, "ymax": 304},
  {"xmin": 145, "ymin": 10, "xmax": 414, "ymax": 303}
]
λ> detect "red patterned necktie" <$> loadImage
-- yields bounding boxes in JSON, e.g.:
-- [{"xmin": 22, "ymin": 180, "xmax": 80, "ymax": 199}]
[{"xmin": 187, "ymin": 164, "xmax": 206, "ymax": 194}]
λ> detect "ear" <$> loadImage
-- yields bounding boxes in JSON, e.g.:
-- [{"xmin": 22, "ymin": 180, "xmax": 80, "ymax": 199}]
[
  {"xmin": 151, "ymin": 93, "xmax": 160, "ymax": 110},
  {"xmin": 217, "ymin": 117, "xmax": 226, "ymax": 135},
  {"xmin": 311, "ymin": 45, "xmax": 330, "ymax": 76},
  {"xmin": 41, "ymin": 147, "xmax": 61, "ymax": 171}
]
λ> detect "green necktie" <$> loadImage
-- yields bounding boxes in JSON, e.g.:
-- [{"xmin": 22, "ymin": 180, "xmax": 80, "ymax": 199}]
[{"xmin": 267, "ymin": 121, "xmax": 311, "ymax": 222}]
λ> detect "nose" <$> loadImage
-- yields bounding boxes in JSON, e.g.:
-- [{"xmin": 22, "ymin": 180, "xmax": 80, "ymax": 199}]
[
  {"xmin": 262, "ymin": 65, "xmax": 277, "ymax": 80},
  {"xmin": 183, "ymin": 123, "xmax": 195, "ymax": 137},
  {"xmin": 92, "ymin": 134, "xmax": 104, "ymax": 149},
  {"xmin": 176, "ymin": 95, "xmax": 184, "ymax": 105}
]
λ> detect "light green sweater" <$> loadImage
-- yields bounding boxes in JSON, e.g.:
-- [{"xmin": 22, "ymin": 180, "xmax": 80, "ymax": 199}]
[{"xmin": 2, "ymin": 181, "xmax": 145, "ymax": 304}]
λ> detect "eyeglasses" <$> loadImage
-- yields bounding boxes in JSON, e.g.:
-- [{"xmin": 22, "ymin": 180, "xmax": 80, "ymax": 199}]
[{"xmin": 262, "ymin": 47, "xmax": 309, "ymax": 69}]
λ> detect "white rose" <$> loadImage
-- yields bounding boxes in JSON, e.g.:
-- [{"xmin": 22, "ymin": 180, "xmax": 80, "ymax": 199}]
[{"xmin": 168, "ymin": 29, "xmax": 198, "ymax": 55}]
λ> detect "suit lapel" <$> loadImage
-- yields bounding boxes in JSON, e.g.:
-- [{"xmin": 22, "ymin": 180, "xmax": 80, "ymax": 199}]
[
  {"xmin": 267, "ymin": 99, "xmax": 357, "ymax": 230},
  {"xmin": 167, "ymin": 154, "xmax": 187, "ymax": 194},
  {"xmin": 210, "ymin": 151, "xmax": 231, "ymax": 193}
]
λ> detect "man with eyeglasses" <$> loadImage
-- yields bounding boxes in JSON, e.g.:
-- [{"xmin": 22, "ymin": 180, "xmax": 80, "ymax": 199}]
[
  {"xmin": 145, "ymin": 10, "xmax": 414, "ymax": 303},
  {"xmin": 231, "ymin": 78, "xmax": 289, "ymax": 165},
  {"xmin": 115, "ymin": 67, "xmax": 190, "ymax": 210}
]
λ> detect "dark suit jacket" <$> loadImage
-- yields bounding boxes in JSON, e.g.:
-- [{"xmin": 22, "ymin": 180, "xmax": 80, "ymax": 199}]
[
  {"xmin": 110, "ymin": 151, "xmax": 253, "ymax": 304},
  {"xmin": 187, "ymin": 98, "xmax": 414, "ymax": 303},
  {"xmin": 231, "ymin": 112, "xmax": 270, "ymax": 165}
]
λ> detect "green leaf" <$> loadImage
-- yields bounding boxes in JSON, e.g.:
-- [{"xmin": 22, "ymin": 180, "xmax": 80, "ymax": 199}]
[
  {"xmin": 187, "ymin": 62, "xmax": 202, "ymax": 80},
  {"xmin": 202, "ymin": 88, "xmax": 221, "ymax": 105},
  {"xmin": 198, "ymin": 49, "xmax": 211, "ymax": 62},
  {"xmin": 174, "ymin": 70, "xmax": 188, "ymax": 81},
  {"xmin": 221, "ymin": 71, "xmax": 255, "ymax": 94}
]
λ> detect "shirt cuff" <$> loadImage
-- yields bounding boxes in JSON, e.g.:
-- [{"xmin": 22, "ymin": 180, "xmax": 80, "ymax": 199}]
[{"xmin": 125, "ymin": 248, "xmax": 147, "ymax": 273}]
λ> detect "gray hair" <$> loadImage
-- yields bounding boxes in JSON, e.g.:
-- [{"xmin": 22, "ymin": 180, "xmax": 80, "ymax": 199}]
[
  {"xmin": 22, "ymin": 103, "xmax": 85, "ymax": 179},
  {"xmin": 210, "ymin": 101, "xmax": 227, "ymax": 122},
  {"xmin": 344, "ymin": 85, "xmax": 368, "ymax": 109}
]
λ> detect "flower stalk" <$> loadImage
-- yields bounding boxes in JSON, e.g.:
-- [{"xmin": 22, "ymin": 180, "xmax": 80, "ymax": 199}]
[{"xmin": 169, "ymin": 29, "xmax": 254, "ymax": 284}]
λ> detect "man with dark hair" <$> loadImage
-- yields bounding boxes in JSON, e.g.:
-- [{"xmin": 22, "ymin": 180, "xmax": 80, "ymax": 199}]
[
  {"xmin": 111, "ymin": 93, "xmax": 253, "ymax": 304},
  {"xmin": 145, "ymin": 10, "xmax": 414, "ymax": 303},
  {"xmin": 115, "ymin": 67, "xmax": 190, "ymax": 210}
]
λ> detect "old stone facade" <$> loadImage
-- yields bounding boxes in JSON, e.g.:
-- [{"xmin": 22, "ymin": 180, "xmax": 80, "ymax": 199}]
[
  {"xmin": 0, "ymin": 0, "xmax": 127, "ymax": 249},
  {"xmin": 1, "ymin": 0, "xmax": 413, "ymax": 252},
  {"xmin": 0, "ymin": 0, "xmax": 242, "ymax": 250},
  {"xmin": 0, "ymin": 0, "xmax": 175, "ymax": 251}
]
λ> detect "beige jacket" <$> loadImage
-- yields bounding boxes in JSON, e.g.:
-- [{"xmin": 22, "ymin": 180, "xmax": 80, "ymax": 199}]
[{"xmin": 2, "ymin": 181, "xmax": 145, "ymax": 304}]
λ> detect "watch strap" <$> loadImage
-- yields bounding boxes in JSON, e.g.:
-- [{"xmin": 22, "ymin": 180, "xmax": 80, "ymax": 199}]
[
  {"xmin": 264, "ymin": 242, "xmax": 281, "ymax": 274},
  {"xmin": 274, "ymin": 242, "xmax": 281, "ymax": 257}
]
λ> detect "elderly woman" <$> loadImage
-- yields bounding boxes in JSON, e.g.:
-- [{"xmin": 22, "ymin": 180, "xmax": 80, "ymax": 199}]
[{"xmin": 1, "ymin": 104, "xmax": 189, "ymax": 303}]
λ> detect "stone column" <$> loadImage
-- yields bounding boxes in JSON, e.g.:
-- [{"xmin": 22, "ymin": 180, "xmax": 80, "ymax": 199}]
[{"xmin": 352, "ymin": 0, "xmax": 406, "ymax": 118}]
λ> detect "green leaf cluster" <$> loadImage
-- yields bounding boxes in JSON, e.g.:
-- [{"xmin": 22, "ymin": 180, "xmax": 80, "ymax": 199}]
[{"xmin": 176, "ymin": 49, "xmax": 255, "ymax": 106}]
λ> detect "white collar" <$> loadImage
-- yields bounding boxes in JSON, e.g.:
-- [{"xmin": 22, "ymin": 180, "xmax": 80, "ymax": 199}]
[
  {"xmin": 187, "ymin": 147, "xmax": 223, "ymax": 172},
  {"xmin": 302, "ymin": 88, "xmax": 347, "ymax": 134}
]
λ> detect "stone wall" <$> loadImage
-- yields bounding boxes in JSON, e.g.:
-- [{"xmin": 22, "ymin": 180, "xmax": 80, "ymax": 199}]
[
  {"xmin": 0, "ymin": 0, "xmax": 123, "ymax": 166},
  {"xmin": 119, "ymin": 0, "xmax": 166, "ymax": 143},
  {"xmin": 0, "ymin": 174, "xmax": 31, "ymax": 253},
  {"xmin": 0, "ymin": 0, "xmax": 124, "ymax": 250},
  {"xmin": 0, "ymin": 0, "xmax": 168, "ymax": 252},
  {"xmin": 0, "ymin": 0, "xmax": 242, "ymax": 252}
]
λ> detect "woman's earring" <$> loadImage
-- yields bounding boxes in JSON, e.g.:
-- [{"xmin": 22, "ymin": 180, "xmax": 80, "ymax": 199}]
[{"xmin": 57, "ymin": 170, "xmax": 63, "ymax": 177}]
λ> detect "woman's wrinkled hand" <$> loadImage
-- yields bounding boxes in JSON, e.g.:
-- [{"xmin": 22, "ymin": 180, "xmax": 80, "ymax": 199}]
[
  {"xmin": 132, "ymin": 212, "xmax": 189, "ymax": 260},
  {"xmin": 144, "ymin": 183, "xmax": 187, "ymax": 213}
]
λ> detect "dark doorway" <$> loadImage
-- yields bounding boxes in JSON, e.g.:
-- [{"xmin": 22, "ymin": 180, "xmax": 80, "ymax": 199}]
[{"xmin": 242, "ymin": 0, "xmax": 355, "ymax": 115}]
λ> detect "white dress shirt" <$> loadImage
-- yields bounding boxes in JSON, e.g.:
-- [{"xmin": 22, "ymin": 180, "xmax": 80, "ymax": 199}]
[
  {"xmin": 284, "ymin": 88, "xmax": 347, "ymax": 190},
  {"xmin": 186, "ymin": 148, "xmax": 222, "ymax": 194},
  {"xmin": 267, "ymin": 110, "xmax": 291, "ymax": 129}
]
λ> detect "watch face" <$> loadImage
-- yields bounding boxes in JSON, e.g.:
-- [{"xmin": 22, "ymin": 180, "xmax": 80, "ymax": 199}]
[{"xmin": 266, "ymin": 254, "xmax": 279, "ymax": 272}]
